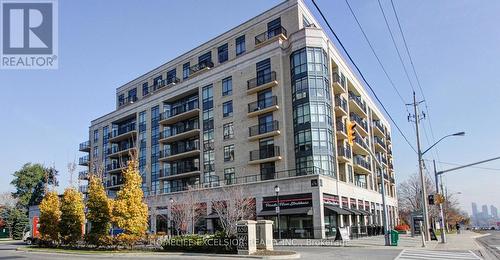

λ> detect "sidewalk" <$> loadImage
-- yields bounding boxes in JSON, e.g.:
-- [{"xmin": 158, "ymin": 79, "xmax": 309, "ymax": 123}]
[{"xmin": 431, "ymin": 230, "xmax": 486, "ymax": 251}]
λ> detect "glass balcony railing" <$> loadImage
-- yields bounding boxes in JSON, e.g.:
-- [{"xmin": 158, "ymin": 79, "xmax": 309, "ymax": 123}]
[
  {"xmin": 79, "ymin": 141, "xmax": 90, "ymax": 151},
  {"xmin": 332, "ymin": 72, "xmax": 347, "ymax": 90},
  {"xmin": 249, "ymin": 146, "xmax": 280, "ymax": 161},
  {"xmin": 78, "ymin": 155, "xmax": 89, "ymax": 165},
  {"xmin": 348, "ymin": 91, "xmax": 367, "ymax": 112},
  {"xmin": 108, "ymin": 142, "xmax": 135, "ymax": 155},
  {"xmin": 161, "ymin": 120, "xmax": 199, "ymax": 139},
  {"xmin": 350, "ymin": 113, "xmax": 368, "ymax": 131},
  {"xmin": 373, "ymin": 120, "xmax": 385, "ymax": 133},
  {"xmin": 249, "ymin": 120, "xmax": 279, "ymax": 137},
  {"xmin": 248, "ymin": 96, "xmax": 278, "ymax": 113},
  {"xmin": 255, "ymin": 26, "xmax": 287, "ymax": 45},
  {"xmin": 374, "ymin": 136, "xmax": 386, "ymax": 148},
  {"xmin": 337, "ymin": 145, "xmax": 352, "ymax": 158},
  {"xmin": 160, "ymin": 161, "xmax": 200, "ymax": 178},
  {"xmin": 109, "ymin": 123, "xmax": 136, "ymax": 139},
  {"xmin": 247, "ymin": 71, "xmax": 277, "ymax": 91},
  {"xmin": 161, "ymin": 140, "xmax": 200, "ymax": 158},
  {"xmin": 336, "ymin": 120, "xmax": 346, "ymax": 134},
  {"xmin": 106, "ymin": 177, "xmax": 124, "ymax": 187}
]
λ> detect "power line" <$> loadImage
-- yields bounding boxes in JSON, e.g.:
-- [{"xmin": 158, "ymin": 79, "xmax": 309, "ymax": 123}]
[
  {"xmin": 311, "ymin": 0, "xmax": 417, "ymax": 154},
  {"xmin": 423, "ymin": 159, "xmax": 500, "ymax": 172},
  {"xmin": 344, "ymin": 0, "xmax": 409, "ymax": 110}
]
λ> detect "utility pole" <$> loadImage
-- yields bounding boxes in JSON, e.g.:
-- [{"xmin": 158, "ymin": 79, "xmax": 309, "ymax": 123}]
[
  {"xmin": 433, "ymin": 160, "xmax": 446, "ymax": 243},
  {"xmin": 407, "ymin": 91, "xmax": 430, "ymax": 246}
]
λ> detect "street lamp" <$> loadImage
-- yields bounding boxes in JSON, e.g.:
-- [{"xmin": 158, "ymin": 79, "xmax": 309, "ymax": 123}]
[
  {"xmin": 169, "ymin": 197, "xmax": 174, "ymax": 236},
  {"xmin": 420, "ymin": 131, "xmax": 464, "ymax": 245},
  {"xmin": 274, "ymin": 185, "xmax": 281, "ymax": 240}
]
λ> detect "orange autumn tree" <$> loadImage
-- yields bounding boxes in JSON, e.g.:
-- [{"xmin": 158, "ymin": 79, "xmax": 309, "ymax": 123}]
[{"xmin": 112, "ymin": 159, "xmax": 148, "ymax": 247}]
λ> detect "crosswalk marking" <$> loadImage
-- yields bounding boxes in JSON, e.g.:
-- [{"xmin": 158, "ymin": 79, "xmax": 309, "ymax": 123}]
[{"xmin": 396, "ymin": 249, "xmax": 481, "ymax": 260}]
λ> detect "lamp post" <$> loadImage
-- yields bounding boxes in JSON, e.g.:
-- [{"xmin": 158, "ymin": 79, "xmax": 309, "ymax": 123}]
[
  {"xmin": 169, "ymin": 197, "xmax": 174, "ymax": 236},
  {"xmin": 274, "ymin": 185, "xmax": 281, "ymax": 240},
  {"xmin": 421, "ymin": 131, "xmax": 464, "ymax": 245}
]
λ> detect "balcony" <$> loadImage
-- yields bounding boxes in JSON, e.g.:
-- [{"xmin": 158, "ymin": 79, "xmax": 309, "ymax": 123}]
[
  {"xmin": 375, "ymin": 153, "xmax": 387, "ymax": 165},
  {"xmin": 106, "ymin": 161, "xmax": 127, "ymax": 174},
  {"xmin": 247, "ymin": 71, "xmax": 278, "ymax": 94},
  {"xmin": 337, "ymin": 145, "xmax": 352, "ymax": 163},
  {"xmin": 353, "ymin": 155, "xmax": 371, "ymax": 175},
  {"xmin": 79, "ymin": 141, "xmax": 90, "ymax": 152},
  {"xmin": 352, "ymin": 136, "xmax": 369, "ymax": 155},
  {"xmin": 79, "ymin": 185, "xmax": 88, "ymax": 193},
  {"xmin": 387, "ymin": 134, "xmax": 392, "ymax": 143},
  {"xmin": 350, "ymin": 113, "xmax": 368, "ymax": 137},
  {"xmin": 249, "ymin": 146, "xmax": 281, "ymax": 165},
  {"xmin": 118, "ymin": 96, "xmax": 138, "ymax": 108},
  {"xmin": 107, "ymin": 144, "xmax": 136, "ymax": 158},
  {"xmin": 105, "ymin": 177, "xmax": 124, "ymax": 189},
  {"xmin": 160, "ymin": 101, "xmax": 200, "ymax": 125},
  {"xmin": 332, "ymin": 72, "xmax": 347, "ymax": 94},
  {"xmin": 336, "ymin": 120, "xmax": 348, "ymax": 140},
  {"xmin": 374, "ymin": 136, "xmax": 387, "ymax": 151},
  {"xmin": 254, "ymin": 26, "xmax": 287, "ymax": 48},
  {"xmin": 334, "ymin": 95, "xmax": 348, "ymax": 116},
  {"xmin": 373, "ymin": 120, "xmax": 385, "ymax": 137},
  {"xmin": 159, "ymin": 163, "xmax": 201, "ymax": 180},
  {"xmin": 160, "ymin": 121, "xmax": 200, "ymax": 143},
  {"xmin": 247, "ymin": 96, "xmax": 279, "ymax": 117},
  {"xmin": 348, "ymin": 91, "xmax": 367, "ymax": 117},
  {"xmin": 78, "ymin": 155, "xmax": 89, "ymax": 166},
  {"xmin": 109, "ymin": 123, "xmax": 137, "ymax": 143},
  {"xmin": 159, "ymin": 140, "xmax": 200, "ymax": 162},
  {"xmin": 189, "ymin": 60, "xmax": 214, "ymax": 77},
  {"xmin": 78, "ymin": 170, "xmax": 89, "ymax": 180},
  {"xmin": 248, "ymin": 121, "xmax": 280, "ymax": 141}
]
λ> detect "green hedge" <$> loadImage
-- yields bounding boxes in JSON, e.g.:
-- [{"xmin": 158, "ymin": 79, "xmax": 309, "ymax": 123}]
[{"xmin": 162, "ymin": 232, "xmax": 237, "ymax": 254}]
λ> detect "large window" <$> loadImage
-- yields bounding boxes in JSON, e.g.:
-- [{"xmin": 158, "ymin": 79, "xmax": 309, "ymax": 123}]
[
  {"xmin": 223, "ymin": 101, "xmax": 233, "ymax": 117},
  {"xmin": 223, "ymin": 144, "xmax": 234, "ymax": 162},
  {"xmin": 224, "ymin": 168, "xmax": 235, "ymax": 185},
  {"xmin": 235, "ymin": 35, "xmax": 245, "ymax": 56},
  {"xmin": 222, "ymin": 76, "xmax": 232, "ymax": 96},
  {"xmin": 142, "ymin": 82, "xmax": 149, "ymax": 96},
  {"xmin": 167, "ymin": 69, "xmax": 177, "ymax": 84},
  {"xmin": 93, "ymin": 129, "xmax": 99, "ymax": 143},
  {"xmin": 223, "ymin": 122, "xmax": 234, "ymax": 140},
  {"xmin": 218, "ymin": 43, "xmax": 228, "ymax": 63},
  {"xmin": 183, "ymin": 62, "xmax": 190, "ymax": 79}
]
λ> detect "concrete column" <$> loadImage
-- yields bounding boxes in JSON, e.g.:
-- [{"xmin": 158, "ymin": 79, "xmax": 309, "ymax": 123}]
[
  {"xmin": 150, "ymin": 214, "xmax": 157, "ymax": 234},
  {"xmin": 312, "ymin": 189, "xmax": 325, "ymax": 239},
  {"xmin": 237, "ymin": 220, "xmax": 257, "ymax": 255},
  {"xmin": 256, "ymin": 220, "xmax": 273, "ymax": 250},
  {"xmin": 206, "ymin": 206, "xmax": 214, "ymax": 234}
]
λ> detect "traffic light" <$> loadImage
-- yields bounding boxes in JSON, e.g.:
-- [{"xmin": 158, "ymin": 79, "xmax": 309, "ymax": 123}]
[
  {"xmin": 347, "ymin": 121, "xmax": 357, "ymax": 146},
  {"xmin": 428, "ymin": 194, "xmax": 435, "ymax": 205}
]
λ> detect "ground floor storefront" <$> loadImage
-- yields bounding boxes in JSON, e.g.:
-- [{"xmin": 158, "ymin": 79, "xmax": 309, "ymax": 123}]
[{"xmin": 147, "ymin": 175, "xmax": 398, "ymax": 239}]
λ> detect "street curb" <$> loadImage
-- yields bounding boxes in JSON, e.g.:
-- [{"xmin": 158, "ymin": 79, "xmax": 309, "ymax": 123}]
[{"xmin": 16, "ymin": 247, "xmax": 300, "ymax": 259}]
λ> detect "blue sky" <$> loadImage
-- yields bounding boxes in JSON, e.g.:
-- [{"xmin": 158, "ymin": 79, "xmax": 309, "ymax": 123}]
[{"xmin": 1, "ymin": 0, "xmax": 499, "ymax": 214}]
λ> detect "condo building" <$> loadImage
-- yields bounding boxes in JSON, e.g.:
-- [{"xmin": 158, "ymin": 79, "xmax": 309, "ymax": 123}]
[{"xmin": 78, "ymin": 0, "xmax": 398, "ymax": 239}]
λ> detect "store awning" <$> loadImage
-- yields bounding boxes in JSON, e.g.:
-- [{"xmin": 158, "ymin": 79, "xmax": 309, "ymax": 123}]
[
  {"xmin": 358, "ymin": 209, "xmax": 372, "ymax": 216},
  {"xmin": 324, "ymin": 205, "xmax": 352, "ymax": 215},
  {"xmin": 258, "ymin": 207, "xmax": 313, "ymax": 216},
  {"xmin": 344, "ymin": 208, "xmax": 361, "ymax": 215},
  {"xmin": 205, "ymin": 212, "xmax": 219, "ymax": 219}
]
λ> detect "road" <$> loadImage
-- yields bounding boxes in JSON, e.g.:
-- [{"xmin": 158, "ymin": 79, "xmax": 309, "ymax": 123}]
[{"xmin": 476, "ymin": 230, "xmax": 500, "ymax": 259}]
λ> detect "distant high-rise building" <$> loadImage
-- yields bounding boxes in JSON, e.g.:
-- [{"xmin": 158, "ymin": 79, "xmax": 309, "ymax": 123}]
[
  {"xmin": 491, "ymin": 205, "xmax": 498, "ymax": 219},
  {"xmin": 482, "ymin": 204, "xmax": 489, "ymax": 217},
  {"xmin": 472, "ymin": 202, "xmax": 479, "ymax": 225}
]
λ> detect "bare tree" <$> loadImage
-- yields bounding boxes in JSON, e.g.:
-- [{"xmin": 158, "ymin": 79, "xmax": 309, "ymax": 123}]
[
  {"xmin": 397, "ymin": 173, "xmax": 437, "ymax": 225},
  {"xmin": 67, "ymin": 161, "xmax": 77, "ymax": 188},
  {"xmin": 169, "ymin": 186, "xmax": 205, "ymax": 235},
  {"xmin": 207, "ymin": 185, "xmax": 255, "ymax": 236},
  {"xmin": 0, "ymin": 193, "xmax": 18, "ymax": 209}
]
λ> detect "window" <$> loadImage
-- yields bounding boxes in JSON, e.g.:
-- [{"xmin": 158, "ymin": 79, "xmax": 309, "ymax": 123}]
[
  {"xmin": 167, "ymin": 69, "xmax": 177, "ymax": 84},
  {"xmin": 223, "ymin": 101, "xmax": 233, "ymax": 117},
  {"xmin": 235, "ymin": 35, "xmax": 245, "ymax": 55},
  {"xmin": 222, "ymin": 76, "xmax": 232, "ymax": 96},
  {"xmin": 199, "ymin": 52, "xmax": 212, "ymax": 65},
  {"xmin": 118, "ymin": 94, "xmax": 125, "ymax": 106},
  {"xmin": 128, "ymin": 88, "xmax": 137, "ymax": 102},
  {"xmin": 153, "ymin": 75, "xmax": 163, "ymax": 90},
  {"xmin": 218, "ymin": 43, "xmax": 228, "ymax": 63},
  {"xmin": 224, "ymin": 144, "xmax": 235, "ymax": 162},
  {"xmin": 183, "ymin": 62, "xmax": 190, "ymax": 79},
  {"xmin": 256, "ymin": 58, "xmax": 271, "ymax": 85},
  {"xmin": 260, "ymin": 162, "xmax": 275, "ymax": 180},
  {"xmin": 267, "ymin": 17, "xmax": 282, "ymax": 38},
  {"xmin": 93, "ymin": 129, "xmax": 99, "ymax": 143},
  {"xmin": 224, "ymin": 168, "xmax": 235, "ymax": 185},
  {"xmin": 223, "ymin": 122, "xmax": 234, "ymax": 140},
  {"xmin": 303, "ymin": 15, "xmax": 311, "ymax": 28},
  {"xmin": 142, "ymin": 82, "xmax": 149, "ymax": 96}
]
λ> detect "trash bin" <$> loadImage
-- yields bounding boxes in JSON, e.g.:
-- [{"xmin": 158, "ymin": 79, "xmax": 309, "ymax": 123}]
[{"xmin": 390, "ymin": 230, "xmax": 399, "ymax": 246}]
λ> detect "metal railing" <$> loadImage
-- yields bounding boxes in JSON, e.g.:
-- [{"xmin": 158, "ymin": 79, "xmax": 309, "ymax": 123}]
[
  {"xmin": 106, "ymin": 177, "xmax": 124, "ymax": 187},
  {"xmin": 160, "ymin": 163, "xmax": 200, "ymax": 178},
  {"xmin": 336, "ymin": 120, "xmax": 346, "ymax": 133},
  {"xmin": 354, "ymin": 136, "xmax": 369, "ymax": 150},
  {"xmin": 110, "ymin": 123, "xmax": 136, "ymax": 138},
  {"xmin": 79, "ymin": 141, "xmax": 90, "ymax": 151},
  {"xmin": 79, "ymin": 185, "xmax": 88, "ymax": 193},
  {"xmin": 354, "ymin": 155, "xmax": 371, "ymax": 170},
  {"xmin": 248, "ymin": 96, "xmax": 278, "ymax": 113},
  {"xmin": 350, "ymin": 113, "xmax": 368, "ymax": 131},
  {"xmin": 161, "ymin": 120, "xmax": 199, "ymax": 139},
  {"xmin": 189, "ymin": 60, "xmax": 214, "ymax": 75},
  {"xmin": 108, "ymin": 142, "xmax": 135, "ymax": 155},
  {"xmin": 338, "ymin": 145, "xmax": 352, "ymax": 158},
  {"xmin": 373, "ymin": 120, "xmax": 385, "ymax": 133},
  {"xmin": 161, "ymin": 100, "xmax": 199, "ymax": 120},
  {"xmin": 348, "ymin": 91, "xmax": 367, "ymax": 112},
  {"xmin": 79, "ymin": 155, "xmax": 89, "ymax": 165},
  {"xmin": 374, "ymin": 136, "xmax": 386, "ymax": 148},
  {"xmin": 249, "ymin": 121, "xmax": 279, "ymax": 137},
  {"xmin": 255, "ymin": 26, "xmax": 287, "ymax": 45},
  {"xmin": 249, "ymin": 146, "xmax": 280, "ymax": 161},
  {"xmin": 118, "ymin": 95, "xmax": 138, "ymax": 107},
  {"xmin": 247, "ymin": 71, "xmax": 276, "ymax": 90},
  {"xmin": 161, "ymin": 140, "xmax": 200, "ymax": 158},
  {"xmin": 335, "ymin": 95, "xmax": 348, "ymax": 112},
  {"xmin": 78, "ymin": 171, "xmax": 88, "ymax": 180},
  {"xmin": 332, "ymin": 72, "xmax": 347, "ymax": 90}
]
